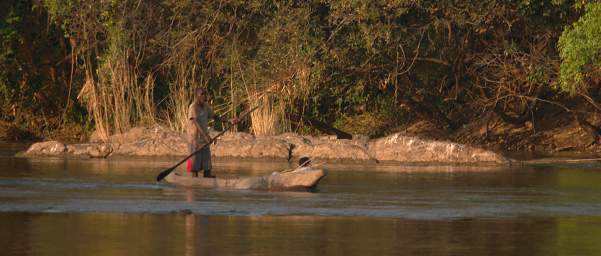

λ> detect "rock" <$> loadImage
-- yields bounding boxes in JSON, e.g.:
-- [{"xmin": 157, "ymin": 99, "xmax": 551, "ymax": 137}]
[
  {"xmin": 88, "ymin": 144, "xmax": 113, "ymax": 158},
  {"xmin": 66, "ymin": 143, "xmax": 96, "ymax": 156},
  {"xmin": 212, "ymin": 133, "xmax": 290, "ymax": 158},
  {"xmin": 62, "ymin": 143, "xmax": 114, "ymax": 158},
  {"xmin": 277, "ymin": 133, "xmax": 374, "ymax": 161},
  {"xmin": 21, "ymin": 126, "xmax": 511, "ymax": 165},
  {"xmin": 352, "ymin": 134, "xmax": 370, "ymax": 144},
  {"xmin": 110, "ymin": 125, "xmax": 187, "ymax": 156},
  {"xmin": 306, "ymin": 140, "xmax": 374, "ymax": 161},
  {"xmin": 369, "ymin": 133, "xmax": 509, "ymax": 164},
  {"xmin": 88, "ymin": 129, "xmax": 105, "ymax": 143},
  {"xmin": 24, "ymin": 141, "xmax": 66, "ymax": 156},
  {"xmin": 276, "ymin": 133, "xmax": 314, "ymax": 159}
]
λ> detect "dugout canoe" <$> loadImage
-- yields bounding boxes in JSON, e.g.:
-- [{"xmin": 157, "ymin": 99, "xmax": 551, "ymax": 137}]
[{"xmin": 164, "ymin": 168, "xmax": 326, "ymax": 191}]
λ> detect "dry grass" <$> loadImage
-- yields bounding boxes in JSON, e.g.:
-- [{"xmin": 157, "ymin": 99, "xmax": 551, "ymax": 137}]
[
  {"xmin": 243, "ymin": 64, "xmax": 311, "ymax": 136},
  {"xmin": 248, "ymin": 93, "xmax": 288, "ymax": 136},
  {"xmin": 78, "ymin": 77, "xmax": 110, "ymax": 142},
  {"xmin": 77, "ymin": 52, "xmax": 155, "ymax": 142},
  {"xmin": 79, "ymin": 58, "xmax": 314, "ymax": 139},
  {"xmin": 77, "ymin": 28, "xmax": 315, "ymax": 139},
  {"xmin": 165, "ymin": 66, "xmax": 197, "ymax": 132}
]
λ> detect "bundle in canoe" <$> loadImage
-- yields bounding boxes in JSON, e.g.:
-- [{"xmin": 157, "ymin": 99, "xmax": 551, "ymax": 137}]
[{"xmin": 164, "ymin": 168, "xmax": 327, "ymax": 191}]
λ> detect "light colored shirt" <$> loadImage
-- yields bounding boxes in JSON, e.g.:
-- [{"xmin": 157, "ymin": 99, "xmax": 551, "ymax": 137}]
[{"xmin": 187, "ymin": 102, "xmax": 214, "ymax": 145}]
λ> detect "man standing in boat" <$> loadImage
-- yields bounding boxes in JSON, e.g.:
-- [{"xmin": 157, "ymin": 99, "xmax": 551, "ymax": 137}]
[{"xmin": 187, "ymin": 88, "xmax": 236, "ymax": 178}]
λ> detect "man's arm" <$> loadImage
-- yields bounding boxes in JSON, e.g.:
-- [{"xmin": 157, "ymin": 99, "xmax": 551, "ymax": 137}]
[
  {"xmin": 189, "ymin": 104, "xmax": 212, "ymax": 143},
  {"xmin": 193, "ymin": 119, "xmax": 212, "ymax": 143}
]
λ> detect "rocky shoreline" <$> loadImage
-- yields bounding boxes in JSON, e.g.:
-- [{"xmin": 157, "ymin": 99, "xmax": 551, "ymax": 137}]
[{"xmin": 20, "ymin": 125, "xmax": 510, "ymax": 165}]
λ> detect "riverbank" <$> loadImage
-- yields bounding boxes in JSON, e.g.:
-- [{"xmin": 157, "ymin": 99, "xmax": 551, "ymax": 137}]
[
  {"xmin": 18, "ymin": 125, "xmax": 509, "ymax": 165},
  {"xmin": 389, "ymin": 109, "xmax": 601, "ymax": 157},
  {"xmin": 7, "ymin": 104, "xmax": 601, "ymax": 163},
  {"xmin": 14, "ymin": 109, "xmax": 601, "ymax": 165}
]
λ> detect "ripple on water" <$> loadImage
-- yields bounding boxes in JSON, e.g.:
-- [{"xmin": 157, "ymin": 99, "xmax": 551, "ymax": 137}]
[{"xmin": 1, "ymin": 151, "xmax": 601, "ymax": 220}]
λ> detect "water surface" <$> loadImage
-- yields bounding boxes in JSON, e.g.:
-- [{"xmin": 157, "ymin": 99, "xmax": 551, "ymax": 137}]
[{"xmin": 1, "ymin": 142, "xmax": 601, "ymax": 255}]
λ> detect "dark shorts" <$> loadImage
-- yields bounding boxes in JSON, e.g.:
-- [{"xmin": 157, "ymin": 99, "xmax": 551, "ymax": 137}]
[{"xmin": 187, "ymin": 144, "xmax": 211, "ymax": 172}]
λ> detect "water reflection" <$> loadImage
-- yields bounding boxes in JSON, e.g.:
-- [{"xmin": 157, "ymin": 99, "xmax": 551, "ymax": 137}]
[
  {"xmin": 2, "ymin": 213, "xmax": 601, "ymax": 256},
  {"xmin": 185, "ymin": 214, "xmax": 195, "ymax": 256}
]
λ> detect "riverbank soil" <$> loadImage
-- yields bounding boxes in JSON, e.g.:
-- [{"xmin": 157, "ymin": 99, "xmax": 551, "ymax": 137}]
[{"xmin": 401, "ymin": 107, "xmax": 601, "ymax": 156}]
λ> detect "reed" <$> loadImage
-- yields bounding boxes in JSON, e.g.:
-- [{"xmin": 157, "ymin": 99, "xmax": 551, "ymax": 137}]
[
  {"xmin": 164, "ymin": 51, "xmax": 210, "ymax": 132},
  {"xmin": 78, "ymin": 76, "xmax": 110, "ymax": 141},
  {"xmin": 71, "ymin": 1, "xmax": 318, "ymax": 139},
  {"xmin": 243, "ymin": 63, "xmax": 311, "ymax": 136},
  {"xmin": 78, "ymin": 49, "xmax": 156, "ymax": 141},
  {"xmin": 248, "ymin": 93, "xmax": 286, "ymax": 136},
  {"xmin": 166, "ymin": 84, "xmax": 194, "ymax": 132},
  {"xmin": 139, "ymin": 74, "xmax": 156, "ymax": 125}
]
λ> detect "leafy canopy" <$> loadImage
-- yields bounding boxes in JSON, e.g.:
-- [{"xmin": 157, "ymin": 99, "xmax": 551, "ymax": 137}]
[{"xmin": 558, "ymin": 2, "xmax": 601, "ymax": 94}]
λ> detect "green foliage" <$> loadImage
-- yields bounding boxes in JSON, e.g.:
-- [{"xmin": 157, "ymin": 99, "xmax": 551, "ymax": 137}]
[
  {"xmin": 558, "ymin": 2, "xmax": 601, "ymax": 94},
  {"xmin": 334, "ymin": 94, "xmax": 406, "ymax": 137},
  {"xmin": 0, "ymin": 7, "xmax": 23, "ymax": 103},
  {"xmin": 43, "ymin": 0, "xmax": 71, "ymax": 23},
  {"xmin": 3, "ymin": 0, "xmax": 601, "ymax": 139},
  {"xmin": 0, "ymin": 0, "xmax": 90, "ymax": 140}
]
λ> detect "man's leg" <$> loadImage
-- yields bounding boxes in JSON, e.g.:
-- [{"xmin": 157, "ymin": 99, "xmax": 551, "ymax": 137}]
[
  {"xmin": 201, "ymin": 147, "xmax": 215, "ymax": 178},
  {"xmin": 203, "ymin": 169, "xmax": 215, "ymax": 178}
]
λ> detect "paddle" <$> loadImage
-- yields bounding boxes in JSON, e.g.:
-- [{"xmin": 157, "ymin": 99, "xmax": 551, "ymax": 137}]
[{"xmin": 156, "ymin": 106, "xmax": 259, "ymax": 182}]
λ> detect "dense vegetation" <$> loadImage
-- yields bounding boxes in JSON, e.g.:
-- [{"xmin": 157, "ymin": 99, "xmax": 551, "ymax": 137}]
[{"xmin": 1, "ymin": 0, "xmax": 600, "ymax": 142}]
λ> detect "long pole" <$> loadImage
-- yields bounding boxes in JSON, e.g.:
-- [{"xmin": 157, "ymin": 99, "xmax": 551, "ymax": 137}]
[{"xmin": 156, "ymin": 106, "xmax": 259, "ymax": 182}]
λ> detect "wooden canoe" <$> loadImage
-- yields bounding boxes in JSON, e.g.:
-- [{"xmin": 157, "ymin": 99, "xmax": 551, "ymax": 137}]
[{"xmin": 164, "ymin": 168, "xmax": 327, "ymax": 191}]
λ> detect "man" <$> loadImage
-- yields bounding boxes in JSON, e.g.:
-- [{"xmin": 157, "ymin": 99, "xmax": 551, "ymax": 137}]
[{"xmin": 187, "ymin": 88, "xmax": 235, "ymax": 178}]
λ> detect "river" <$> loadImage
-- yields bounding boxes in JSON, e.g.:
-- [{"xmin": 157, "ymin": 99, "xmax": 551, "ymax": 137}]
[{"xmin": 1, "ymin": 142, "xmax": 601, "ymax": 255}]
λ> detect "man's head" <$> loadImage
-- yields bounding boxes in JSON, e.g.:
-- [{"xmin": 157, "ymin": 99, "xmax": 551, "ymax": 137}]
[{"xmin": 195, "ymin": 88, "xmax": 207, "ymax": 104}]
